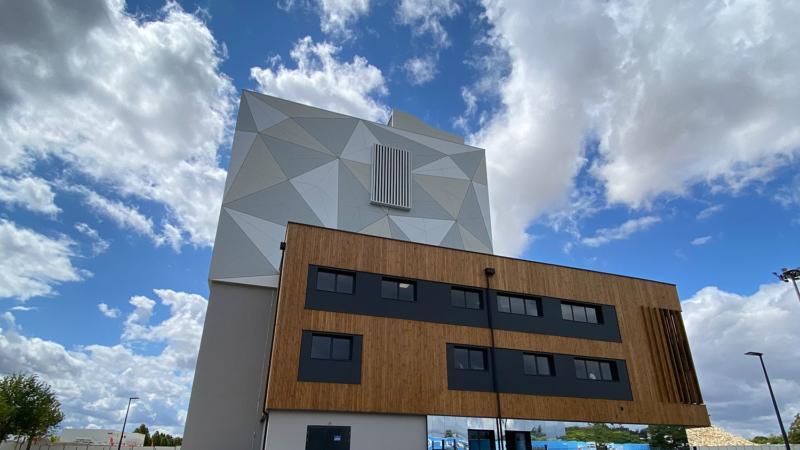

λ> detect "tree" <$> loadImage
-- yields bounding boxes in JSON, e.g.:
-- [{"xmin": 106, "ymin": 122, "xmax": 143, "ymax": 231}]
[
  {"xmin": 0, "ymin": 396, "xmax": 13, "ymax": 442},
  {"xmin": 133, "ymin": 424, "xmax": 152, "ymax": 446},
  {"xmin": 788, "ymin": 413, "xmax": 800, "ymax": 444},
  {"xmin": 0, "ymin": 373, "xmax": 65, "ymax": 450},
  {"xmin": 646, "ymin": 425, "xmax": 689, "ymax": 450},
  {"xmin": 752, "ymin": 435, "xmax": 783, "ymax": 444}
]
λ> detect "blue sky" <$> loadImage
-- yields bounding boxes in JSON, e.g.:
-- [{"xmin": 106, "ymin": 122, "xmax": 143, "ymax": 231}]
[{"xmin": 0, "ymin": 0, "xmax": 799, "ymax": 440}]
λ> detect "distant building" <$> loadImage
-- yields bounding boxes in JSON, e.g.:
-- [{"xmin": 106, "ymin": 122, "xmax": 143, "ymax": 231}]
[{"xmin": 59, "ymin": 429, "xmax": 144, "ymax": 446}]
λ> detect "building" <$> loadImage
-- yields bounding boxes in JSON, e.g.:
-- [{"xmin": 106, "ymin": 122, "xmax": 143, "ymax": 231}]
[
  {"xmin": 59, "ymin": 429, "xmax": 144, "ymax": 446},
  {"xmin": 183, "ymin": 92, "xmax": 708, "ymax": 450}
]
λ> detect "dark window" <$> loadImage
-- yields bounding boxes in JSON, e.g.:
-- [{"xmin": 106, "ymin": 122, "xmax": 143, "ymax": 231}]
[
  {"xmin": 468, "ymin": 430, "xmax": 495, "ymax": 450},
  {"xmin": 454, "ymin": 347, "xmax": 487, "ymax": 371},
  {"xmin": 575, "ymin": 358, "xmax": 617, "ymax": 381},
  {"xmin": 317, "ymin": 271, "xmax": 336, "ymax": 292},
  {"xmin": 310, "ymin": 334, "xmax": 353, "ymax": 360},
  {"xmin": 561, "ymin": 303, "xmax": 573, "ymax": 320},
  {"xmin": 600, "ymin": 361, "xmax": 613, "ymax": 381},
  {"xmin": 317, "ymin": 270, "xmax": 355, "ymax": 294},
  {"xmin": 561, "ymin": 302, "xmax": 601, "ymax": 324},
  {"xmin": 452, "ymin": 288, "xmax": 482, "ymax": 310},
  {"xmin": 525, "ymin": 299, "xmax": 539, "ymax": 316},
  {"xmin": 497, "ymin": 295, "xmax": 510, "ymax": 313},
  {"xmin": 381, "ymin": 278, "xmax": 415, "ymax": 301},
  {"xmin": 310, "ymin": 335, "xmax": 331, "ymax": 359},
  {"xmin": 498, "ymin": 294, "xmax": 540, "ymax": 316},
  {"xmin": 523, "ymin": 354, "xmax": 554, "ymax": 376},
  {"xmin": 510, "ymin": 297, "xmax": 525, "ymax": 314}
]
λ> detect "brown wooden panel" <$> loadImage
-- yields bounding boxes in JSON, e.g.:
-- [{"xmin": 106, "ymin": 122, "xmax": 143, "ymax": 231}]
[
  {"xmin": 265, "ymin": 223, "xmax": 710, "ymax": 426},
  {"xmin": 642, "ymin": 307, "xmax": 679, "ymax": 404}
]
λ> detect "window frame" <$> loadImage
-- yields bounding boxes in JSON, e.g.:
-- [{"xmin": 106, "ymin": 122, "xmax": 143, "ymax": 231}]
[
  {"xmin": 381, "ymin": 277, "xmax": 416, "ymax": 302},
  {"xmin": 468, "ymin": 429, "xmax": 495, "ymax": 450},
  {"xmin": 560, "ymin": 301, "xmax": 602, "ymax": 324},
  {"xmin": 574, "ymin": 357, "xmax": 618, "ymax": 381},
  {"xmin": 310, "ymin": 333, "xmax": 354, "ymax": 361},
  {"xmin": 453, "ymin": 346, "xmax": 488, "ymax": 371},
  {"xmin": 316, "ymin": 269, "xmax": 356, "ymax": 294},
  {"xmin": 451, "ymin": 287, "xmax": 484, "ymax": 310},
  {"xmin": 497, "ymin": 293, "xmax": 541, "ymax": 317},
  {"xmin": 522, "ymin": 353, "xmax": 555, "ymax": 377}
]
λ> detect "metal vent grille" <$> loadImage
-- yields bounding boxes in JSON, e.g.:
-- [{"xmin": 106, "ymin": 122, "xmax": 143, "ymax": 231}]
[{"xmin": 370, "ymin": 144, "xmax": 412, "ymax": 210}]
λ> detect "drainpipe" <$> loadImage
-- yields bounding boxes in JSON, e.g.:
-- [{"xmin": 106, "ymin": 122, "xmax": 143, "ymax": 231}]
[
  {"xmin": 259, "ymin": 241, "xmax": 287, "ymax": 450},
  {"xmin": 484, "ymin": 267, "xmax": 505, "ymax": 450}
]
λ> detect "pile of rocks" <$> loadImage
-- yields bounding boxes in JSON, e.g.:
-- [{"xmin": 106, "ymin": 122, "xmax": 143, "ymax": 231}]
[{"xmin": 687, "ymin": 427, "xmax": 755, "ymax": 447}]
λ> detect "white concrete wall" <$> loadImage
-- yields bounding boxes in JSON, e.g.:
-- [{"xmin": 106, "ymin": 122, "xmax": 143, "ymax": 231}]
[
  {"xmin": 264, "ymin": 410, "xmax": 426, "ymax": 450},
  {"xmin": 182, "ymin": 283, "xmax": 278, "ymax": 450}
]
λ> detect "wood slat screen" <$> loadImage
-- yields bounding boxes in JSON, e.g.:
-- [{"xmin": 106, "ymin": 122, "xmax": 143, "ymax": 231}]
[{"xmin": 644, "ymin": 307, "xmax": 703, "ymax": 405}]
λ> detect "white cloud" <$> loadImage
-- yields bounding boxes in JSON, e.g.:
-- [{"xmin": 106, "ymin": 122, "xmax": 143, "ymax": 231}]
[
  {"xmin": 683, "ymin": 282, "xmax": 800, "ymax": 437},
  {"xmin": 773, "ymin": 176, "xmax": 800, "ymax": 209},
  {"xmin": 697, "ymin": 204, "xmax": 726, "ymax": 220},
  {"xmin": 403, "ymin": 54, "xmax": 439, "ymax": 85},
  {"xmin": 0, "ymin": 0, "xmax": 235, "ymax": 249},
  {"xmin": 691, "ymin": 236, "xmax": 712, "ymax": 246},
  {"xmin": 74, "ymin": 222, "xmax": 111, "ymax": 256},
  {"xmin": 0, "ymin": 175, "xmax": 60, "ymax": 216},
  {"xmin": 97, "ymin": 303, "xmax": 121, "ymax": 319},
  {"xmin": 278, "ymin": 0, "xmax": 371, "ymax": 38},
  {"xmin": 251, "ymin": 36, "xmax": 390, "ymax": 123},
  {"xmin": 9, "ymin": 306, "xmax": 39, "ymax": 312},
  {"xmin": 0, "ymin": 220, "xmax": 87, "ymax": 301},
  {"xmin": 470, "ymin": 0, "xmax": 800, "ymax": 256},
  {"xmin": 124, "ymin": 296, "xmax": 157, "ymax": 332},
  {"xmin": 580, "ymin": 216, "xmax": 661, "ymax": 247},
  {"xmin": 396, "ymin": 0, "xmax": 461, "ymax": 47},
  {"xmin": 0, "ymin": 290, "xmax": 207, "ymax": 435}
]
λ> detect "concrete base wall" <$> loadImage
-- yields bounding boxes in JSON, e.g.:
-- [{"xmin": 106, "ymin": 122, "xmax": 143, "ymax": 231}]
[
  {"xmin": 264, "ymin": 410, "xmax": 426, "ymax": 450},
  {"xmin": 182, "ymin": 282, "xmax": 277, "ymax": 450}
]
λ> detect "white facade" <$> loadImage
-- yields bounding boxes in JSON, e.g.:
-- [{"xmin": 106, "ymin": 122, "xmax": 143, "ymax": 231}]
[
  {"xmin": 207, "ymin": 91, "xmax": 492, "ymax": 289},
  {"xmin": 264, "ymin": 411, "xmax": 427, "ymax": 450}
]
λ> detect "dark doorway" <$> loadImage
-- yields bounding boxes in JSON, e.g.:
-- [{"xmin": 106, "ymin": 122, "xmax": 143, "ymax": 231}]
[
  {"xmin": 305, "ymin": 426, "xmax": 351, "ymax": 450},
  {"xmin": 505, "ymin": 431, "xmax": 532, "ymax": 450},
  {"xmin": 468, "ymin": 429, "xmax": 495, "ymax": 450}
]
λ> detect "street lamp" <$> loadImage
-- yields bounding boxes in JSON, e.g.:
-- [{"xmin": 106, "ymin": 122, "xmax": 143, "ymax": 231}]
[
  {"xmin": 118, "ymin": 397, "xmax": 139, "ymax": 450},
  {"xmin": 772, "ymin": 267, "xmax": 800, "ymax": 305},
  {"xmin": 745, "ymin": 352, "xmax": 790, "ymax": 450}
]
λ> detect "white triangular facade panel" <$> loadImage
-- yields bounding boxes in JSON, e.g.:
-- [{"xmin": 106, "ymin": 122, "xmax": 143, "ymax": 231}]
[
  {"xmin": 225, "ymin": 208, "xmax": 287, "ymax": 272},
  {"xmin": 244, "ymin": 92, "xmax": 288, "ymax": 131},
  {"xmin": 472, "ymin": 181, "xmax": 493, "ymax": 246},
  {"xmin": 388, "ymin": 216, "xmax": 455, "ymax": 246},
  {"xmin": 340, "ymin": 121, "xmax": 379, "ymax": 164},
  {"xmin": 413, "ymin": 157, "xmax": 469, "ymax": 180},
  {"xmin": 290, "ymin": 160, "xmax": 339, "ymax": 229}
]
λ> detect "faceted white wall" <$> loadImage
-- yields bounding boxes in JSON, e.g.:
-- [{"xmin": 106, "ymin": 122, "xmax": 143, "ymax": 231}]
[{"xmin": 209, "ymin": 91, "xmax": 493, "ymax": 287}]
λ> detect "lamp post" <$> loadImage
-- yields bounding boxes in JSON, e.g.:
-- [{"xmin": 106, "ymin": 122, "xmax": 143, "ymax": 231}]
[
  {"xmin": 118, "ymin": 397, "xmax": 139, "ymax": 450},
  {"xmin": 772, "ymin": 267, "xmax": 800, "ymax": 305},
  {"xmin": 745, "ymin": 352, "xmax": 790, "ymax": 450}
]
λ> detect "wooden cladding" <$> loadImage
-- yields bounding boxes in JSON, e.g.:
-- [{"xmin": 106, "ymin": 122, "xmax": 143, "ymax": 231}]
[
  {"xmin": 644, "ymin": 307, "xmax": 703, "ymax": 405},
  {"xmin": 266, "ymin": 223, "xmax": 710, "ymax": 426}
]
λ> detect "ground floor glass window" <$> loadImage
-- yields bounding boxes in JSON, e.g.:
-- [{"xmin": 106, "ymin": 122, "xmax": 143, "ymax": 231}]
[{"xmin": 427, "ymin": 416, "xmax": 689, "ymax": 450}]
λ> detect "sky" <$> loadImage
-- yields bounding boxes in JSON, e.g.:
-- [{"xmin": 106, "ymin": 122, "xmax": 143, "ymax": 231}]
[{"xmin": 0, "ymin": 0, "xmax": 799, "ymax": 440}]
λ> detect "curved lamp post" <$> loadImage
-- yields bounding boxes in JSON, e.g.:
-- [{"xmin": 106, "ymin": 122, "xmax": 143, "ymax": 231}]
[
  {"xmin": 745, "ymin": 352, "xmax": 790, "ymax": 450},
  {"xmin": 772, "ymin": 267, "xmax": 800, "ymax": 305},
  {"xmin": 118, "ymin": 397, "xmax": 139, "ymax": 450}
]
